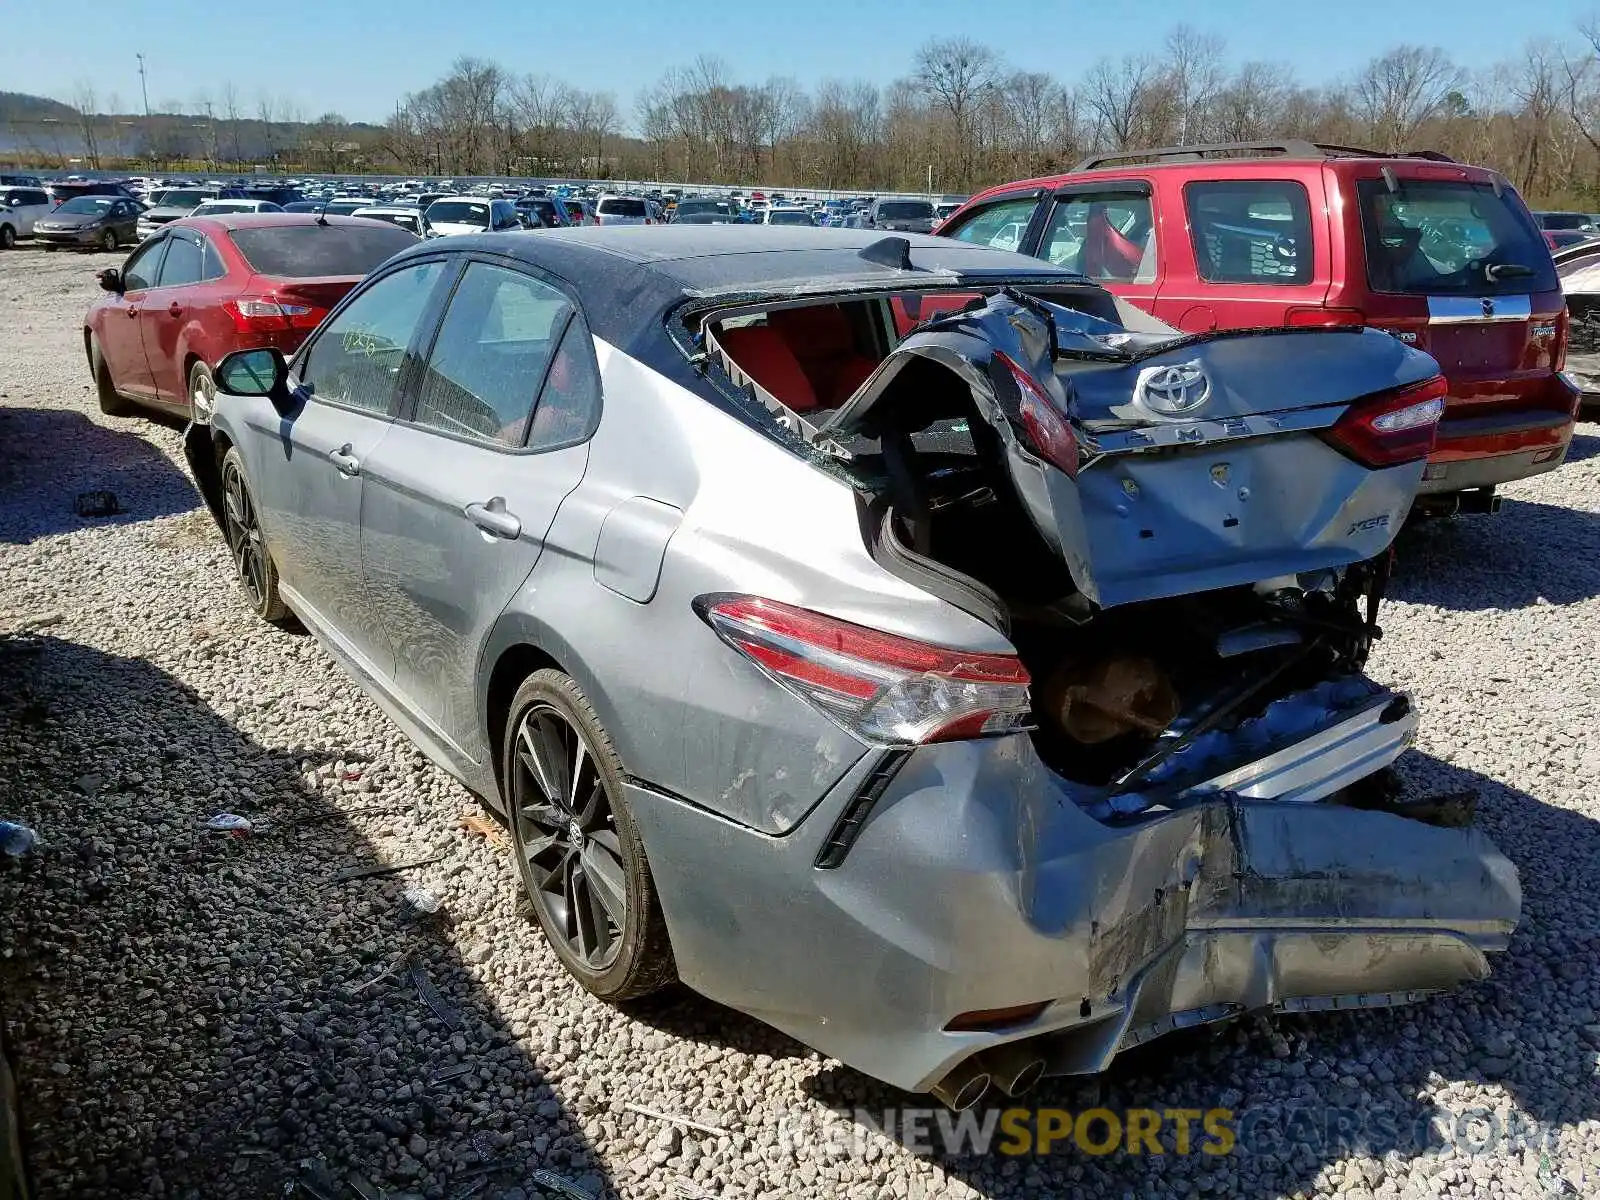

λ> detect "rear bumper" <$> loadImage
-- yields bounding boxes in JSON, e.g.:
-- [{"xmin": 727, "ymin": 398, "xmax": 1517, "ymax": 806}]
[
  {"xmin": 626, "ymin": 695, "xmax": 1519, "ymax": 1094},
  {"xmin": 1417, "ymin": 408, "xmax": 1574, "ymax": 493}
]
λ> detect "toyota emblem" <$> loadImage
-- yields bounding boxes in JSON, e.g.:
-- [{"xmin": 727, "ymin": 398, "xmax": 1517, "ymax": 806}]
[{"xmin": 1136, "ymin": 361, "xmax": 1212, "ymax": 416}]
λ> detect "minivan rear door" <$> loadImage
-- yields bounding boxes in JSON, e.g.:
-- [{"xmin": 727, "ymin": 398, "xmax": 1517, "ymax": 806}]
[{"xmin": 1345, "ymin": 169, "xmax": 1565, "ymax": 421}]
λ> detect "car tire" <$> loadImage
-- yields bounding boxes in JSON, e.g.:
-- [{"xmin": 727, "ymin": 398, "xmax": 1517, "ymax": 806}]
[
  {"xmin": 89, "ymin": 337, "xmax": 136, "ymax": 417},
  {"xmin": 43, "ymin": 244, "xmax": 56, "ymax": 252},
  {"xmin": 219, "ymin": 446, "xmax": 291, "ymax": 625},
  {"xmin": 502, "ymin": 668, "xmax": 676, "ymax": 1003},
  {"xmin": 0, "ymin": 224, "xmax": 14, "ymax": 250},
  {"xmin": 189, "ymin": 360, "xmax": 217, "ymax": 424},
  {"xmin": 100, "ymin": 228, "xmax": 118, "ymax": 252}
]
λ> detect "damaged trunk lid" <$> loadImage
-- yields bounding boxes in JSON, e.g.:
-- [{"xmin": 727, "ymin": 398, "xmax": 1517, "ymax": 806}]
[{"xmin": 828, "ymin": 294, "xmax": 1444, "ymax": 609}]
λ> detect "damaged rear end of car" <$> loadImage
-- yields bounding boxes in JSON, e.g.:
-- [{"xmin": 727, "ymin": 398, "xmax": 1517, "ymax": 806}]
[{"xmin": 659, "ymin": 254, "xmax": 1520, "ymax": 1104}]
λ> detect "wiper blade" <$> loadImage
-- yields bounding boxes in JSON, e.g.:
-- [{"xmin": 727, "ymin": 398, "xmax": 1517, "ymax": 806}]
[{"xmin": 1485, "ymin": 262, "xmax": 1535, "ymax": 281}]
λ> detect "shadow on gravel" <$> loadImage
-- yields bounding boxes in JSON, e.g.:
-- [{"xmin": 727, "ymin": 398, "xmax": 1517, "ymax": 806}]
[
  {"xmin": 791, "ymin": 749, "xmax": 1600, "ymax": 1199},
  {"xmin": 1390, "ymin": 496, "xmax": 1600, "ymax": 611},
  {"xmin": 0, "ymin": 634, "xmax": 610, "ymax": 1200},
  {"xmin": 1564, "ymin": 429, "xmax": 1600, "ymax": 464},
  {"xmin": 0, "ymin": 406, "xmax": 196, "ymax": 545}
]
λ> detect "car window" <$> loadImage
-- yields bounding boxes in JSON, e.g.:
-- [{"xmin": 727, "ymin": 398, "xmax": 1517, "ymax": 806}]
[
  {"xmin": 944, "ymin": 196, "xmax": 1038, "ymax": 252},
  {"xmin": 413, "ymin": 262, "xmax": 572, "ymax": 447},
  {"xmin": 1041, "ymin": 190, "xmax": 1157, "ymax": 283},
  {"xmin": 121, "ymin": 239, "xmax": 166, "ymax": 291},
  {"xmin": 527, "ymin": 314, "xmax": 601, "ymax": 450},
  {"xmin": 1185, "ymin": 180, "xmax": 1314, "ymax": 285},
  {"xmin": 201, "ymin": 238, "xmax": 226, "ymax": 281},
  {"xmin": 228, "ymin": 223, "xmax": 418, "ymax": 277},
  {"xmin": 297, "ymin": 260, "xmax": 447, "ymax": 416},
  {"xmin": 1357, "ymin": 179, "xmax": 1558, "ymax": 296},
  {"xmin": 157, "ymin": 236, "xmax": 204, "ymax": 288}
]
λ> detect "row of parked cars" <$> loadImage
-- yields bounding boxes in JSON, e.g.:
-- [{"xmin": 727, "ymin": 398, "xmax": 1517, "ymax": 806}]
[{"xmin": 65, "ymin": 135, "xmax": 1573, "ymax": 1111}]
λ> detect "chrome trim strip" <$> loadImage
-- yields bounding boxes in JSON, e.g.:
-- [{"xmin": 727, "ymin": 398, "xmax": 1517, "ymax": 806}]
[
  {"xmin": 1426, "ymin": 294, "xmax": 1532, "ymax": 324},
  {"xmin": 1081, "ymin": 404, "xmax": 1341, "ymax": 458}
]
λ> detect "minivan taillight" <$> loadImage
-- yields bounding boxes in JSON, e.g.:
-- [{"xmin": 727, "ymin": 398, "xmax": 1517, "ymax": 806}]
[
  {"xmin": 995, "ymin": 350, "xmax": 1078, "ymax": 478},
  {"xmin": 1321, "ymin": 375, "xmax": 1449, "ymax": 468},
  {"xmin": 697, "ymin": 595, "xmax": 1033, "ymax": 745}
]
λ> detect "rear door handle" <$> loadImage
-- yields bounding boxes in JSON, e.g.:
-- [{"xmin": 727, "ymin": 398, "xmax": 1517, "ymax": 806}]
[
  {"xmin": 465, "ymin": 497, "xmax": 522, "ymax": 540},
  {"xmin": 329, "ymin": 444, "xmax": 361, "ymax": 477},
  {"xmin": 126, "ymin": 307, "xmax": 140, "ymax": 317},
  {"xmin": 168, "ymin": 302, "xmax": 183, "ymax": 317}
]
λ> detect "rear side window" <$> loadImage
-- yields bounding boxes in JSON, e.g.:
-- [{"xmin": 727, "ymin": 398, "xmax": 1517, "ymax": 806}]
[
  {"xmin": 414, "ymin": 262, "xmax": 572, "ymax": 447},
  {"xmin": 944, "ymin": 196, "xmax": 1038, "ymax": 252},
  {"xmin": 1041, "ymin": 190, "xmax": 1157, "ymax": 283},
  {"xmin": 227, "ymin": 223, "xmax": 418, "ymax": 277},
  {"xmin": 1185, "ymin": 181, "xmax": 1313, "ymax": 285},
  {"xmin": 157, "ymin": 236, "xmax": 204, "ymax": 288},
  {"xmin": 1358, "ymin": 180, "xmax": 1558, "ymax": 295}
]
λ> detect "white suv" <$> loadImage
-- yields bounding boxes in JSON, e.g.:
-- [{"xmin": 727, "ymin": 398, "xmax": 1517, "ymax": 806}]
[
  {"xmin": 0, "ymin": 186, "xmax": 53, "ymax": 249},
  {"xmin": 594, "ymin": 194, "xmax": 652, "ymax": 226}
]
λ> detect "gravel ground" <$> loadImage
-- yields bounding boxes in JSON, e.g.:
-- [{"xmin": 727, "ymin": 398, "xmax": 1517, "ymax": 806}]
[{"xmin": 1, "ymin": 243, "xmax": 1599, "ymax": 1200}]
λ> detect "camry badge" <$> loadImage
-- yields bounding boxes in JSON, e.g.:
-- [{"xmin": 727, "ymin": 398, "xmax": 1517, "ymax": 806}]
[{"xmin": 1136, "ymin": 360, "xmax": 1212, "ymax": 416}]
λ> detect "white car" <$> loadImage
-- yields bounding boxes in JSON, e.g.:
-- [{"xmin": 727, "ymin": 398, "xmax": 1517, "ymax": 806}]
[
  {"xmin": 351, "ymin": 205, "xmax": 430, "ymax": 237},
  {"xmin": 188, "ymin": 199, "xmax": 285, "ymax": 218},
  {"xmin": 0, "ymin": 185, "xmax": 53, "ymax": 249},
  {"xmin": 424, "ymin": 196, "xmax": 522, "ymax": 237},
  {"xmin": 594, "ymin": 194, "xmax": 652, "ymax": 226},
  {"xmin": 761, "ymin": 205, "xmax": 814, "ymax": 228}
]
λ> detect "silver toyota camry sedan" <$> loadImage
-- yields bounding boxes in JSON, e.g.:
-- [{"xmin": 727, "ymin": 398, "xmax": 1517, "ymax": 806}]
[{"xmin": 185, "ymin": 227, "xmax": 1520, "ymax": 1109}]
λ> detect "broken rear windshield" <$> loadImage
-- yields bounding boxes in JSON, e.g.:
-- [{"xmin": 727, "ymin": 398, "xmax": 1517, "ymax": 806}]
[
  {"xmin": 227, "ymin": 224, "xmax": 418, "ymax": 277},
  {"xmin": 1357, "ymin": 180, "xmax": 1556, "ymax": 295}
]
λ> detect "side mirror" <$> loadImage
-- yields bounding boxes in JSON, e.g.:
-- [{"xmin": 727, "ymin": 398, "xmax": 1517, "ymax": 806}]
[
  {"xmin": 217, "ymin": 347, "xmax": 295, "ymax": 415},
  {"xmin": 98, "ymin": 268, "xmax": 123, "ymax": 293}
]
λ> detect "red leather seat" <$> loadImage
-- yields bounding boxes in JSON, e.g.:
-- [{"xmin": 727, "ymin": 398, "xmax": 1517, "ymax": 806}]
[
  {"xmin": 1081, "ymin": 206, "xmax": 1145, "ymax": 281},
  {"xmin": 767, "ymin": 306, "xmax": 880, "ymax": 406},
  {"xmin": 717, "ymin": 325, "xmax": 819, "ymax": 411}
]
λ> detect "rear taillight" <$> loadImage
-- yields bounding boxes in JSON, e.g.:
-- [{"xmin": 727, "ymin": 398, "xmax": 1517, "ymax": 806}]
[
  {"xmin": 1287, "ymin": 306, "xmax": 1366, "ymax": 327},
  {"xmin": 1321, "ymin": 375, "xmax": 1448, "ymax": 468},
  {"xmin": 697, "ymin": 595, "xmax": 1033, "ymax": 745},
  {"xmin": 995, "ymin": 350, "xmax": 1078, "ymax": 478},
  {"xmin": 223, "ymin": 297, "xmax": 322, "ymax": 333}
]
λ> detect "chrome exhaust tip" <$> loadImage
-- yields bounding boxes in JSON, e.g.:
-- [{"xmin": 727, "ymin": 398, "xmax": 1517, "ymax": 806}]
[
  {"xmin": 982, "ymin": 1044, "xmax": 1047, "ymax": 1097},
  {"xmin": 929, "ymin": 1058, "xmax": 992, "ymax": 1111}
]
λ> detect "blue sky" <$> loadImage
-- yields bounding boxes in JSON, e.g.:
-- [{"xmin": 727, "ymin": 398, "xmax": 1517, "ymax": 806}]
[{"xmin": 5, "ymin": 0, "xmax": 1598, "ymax": 127}]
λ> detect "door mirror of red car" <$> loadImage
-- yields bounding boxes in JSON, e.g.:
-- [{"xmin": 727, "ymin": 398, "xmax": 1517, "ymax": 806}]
[
  {"xmin": 97, "ymin": 268, "xmax": 123, "ymax": 293},
  {"xmin": 217, "ymin": 347, "xmax": 294, "ymax": 414}
]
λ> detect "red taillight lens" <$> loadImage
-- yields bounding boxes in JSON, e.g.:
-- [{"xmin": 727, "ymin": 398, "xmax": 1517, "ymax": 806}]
[
  {"xmin": 697, "ymin": 595, "xmax": 1033, "ymax": 745},
  {"xmin": 1287, "ymin": 306, "xmax": 1366, "ymax": 328},
  {"xmin": 1321, "ymin": 375, "xmax": 1449, "ymax": 468},
  {"xmin": 223, "ymin": 297, "xmax": 322, "ymax": 333},
  {"xmin": 995, "ymin": 350, "xmax": 1078, "ymax": 478}
]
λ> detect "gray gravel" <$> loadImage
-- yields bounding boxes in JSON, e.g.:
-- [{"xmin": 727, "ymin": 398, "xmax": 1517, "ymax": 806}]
[{"xmin": 2, "ymin": 242, "xmax": 1599, "ymax": 1200}]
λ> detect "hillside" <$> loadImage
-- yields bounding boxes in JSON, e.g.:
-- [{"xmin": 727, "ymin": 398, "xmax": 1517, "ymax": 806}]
[{"xmin": 0, "ymin": 92, "xmax": 78, "ymax": 122}]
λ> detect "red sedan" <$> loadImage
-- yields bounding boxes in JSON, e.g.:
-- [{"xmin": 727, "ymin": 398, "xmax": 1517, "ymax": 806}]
[{"xmin": 84, "ymin": 213, "xmax": 418, "ymax": 421}]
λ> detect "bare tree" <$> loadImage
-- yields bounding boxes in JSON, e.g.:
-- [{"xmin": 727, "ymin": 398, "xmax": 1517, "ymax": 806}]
[
  {"xmin": 1352, "ymin": 45, "xmax": 1464, "ymax": 151},
  {"xmin": 1162, "ymin": 25, "xmax": 1227, "ymax": 144},
  {"xmin": 1081, "ymin": 54, "xmax": 1158, "ymax": 150},
  {"xmin": 71, "ymin": 82, "xmax": 101, "ymax": 169},
  {"xmin": 913, "ymin": 37, "xmax": 1002, "ymax": 186}
]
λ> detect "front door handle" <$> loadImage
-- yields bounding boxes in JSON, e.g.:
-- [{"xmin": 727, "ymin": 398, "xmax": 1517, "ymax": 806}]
[
  {"xmin": 465, "ymin": 497, "xmax": 522, "ymax": 540},
  {"xmin": 329, "ymin": 444, "xmax": 361, "ymax": 477},
  {"xmin": 126, "ymin": 306, "xmax": 140, "ymax": 318}
]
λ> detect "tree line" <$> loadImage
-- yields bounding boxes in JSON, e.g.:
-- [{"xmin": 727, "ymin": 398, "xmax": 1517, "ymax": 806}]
[{"xmin": 19, "ymin": 21, "xmax": 1600, "ymax": 206}]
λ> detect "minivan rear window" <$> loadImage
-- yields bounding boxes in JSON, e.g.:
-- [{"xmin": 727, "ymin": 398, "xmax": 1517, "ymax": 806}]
[
  {"xmin": 877, "ymin": 201, "xmax": 934, "ymax": 220},
  {"xmin": 228, "ymin": 223, "xmax": 419, "ymax": 277},
  {"xmin": 1357, "ymin": 180, "xmax": 1557, "ymax": 296},
  {"xmin": 598, "ymin": 198, "xmax": 646, "ymax": 217}
]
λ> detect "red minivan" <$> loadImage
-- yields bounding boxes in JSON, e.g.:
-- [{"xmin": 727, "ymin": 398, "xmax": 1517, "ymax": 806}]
[{"xmin": 937, "ymin": 140, "xmax": 1580, "ymax": 512}]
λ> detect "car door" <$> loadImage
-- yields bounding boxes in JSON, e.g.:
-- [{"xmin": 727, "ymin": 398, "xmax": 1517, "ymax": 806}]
[
  {"xmin": 100, "ymin": 236, "xmax": 168, "ymax": 401},
  {"xmin": 138, "ymin": 227, "xmax": 207, "ymax": 410},
  {"xmin": 1034, "ymin": 181, "xmax": 1163, "ymax": 316},
  {"xmin": 358, "ymin": 257, "xmax": 598, "ymax": 759},
  {"xmin": 111, "ymin": 199, "xmax": 142, "ymax": 243},
  {"xmin": 242, "ymin": 256, "xmax": 453, "ymax": 678}
]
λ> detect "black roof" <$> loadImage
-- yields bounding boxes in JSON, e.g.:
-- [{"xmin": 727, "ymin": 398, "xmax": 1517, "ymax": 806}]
[{"xmin": 392, "ymin": 226, "xmax": 1083, "ymax": 353}]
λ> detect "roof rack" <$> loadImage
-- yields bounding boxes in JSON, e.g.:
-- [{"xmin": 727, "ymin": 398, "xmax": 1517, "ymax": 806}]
[{"xmin": 1071, "ymin": 140, "xmax": 1457, "ymax": 172}]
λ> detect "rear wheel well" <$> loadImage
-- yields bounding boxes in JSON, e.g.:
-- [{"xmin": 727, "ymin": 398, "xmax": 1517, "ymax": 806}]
[{"xmin": 485, "ymin": 643, "xmax": 565, "ymax": 797}]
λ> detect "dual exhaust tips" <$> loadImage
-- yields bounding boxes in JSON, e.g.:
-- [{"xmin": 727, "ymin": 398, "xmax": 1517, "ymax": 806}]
[{"xmin": 929, "ymin": 1043, "xmax": 1048, "ymax": 1110}]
